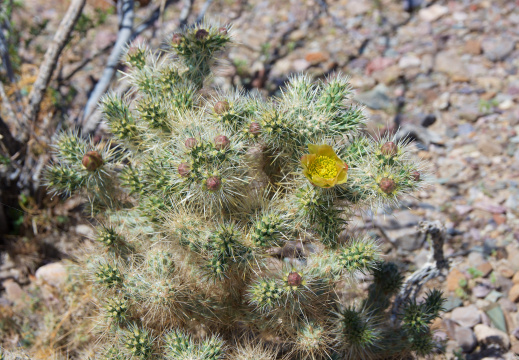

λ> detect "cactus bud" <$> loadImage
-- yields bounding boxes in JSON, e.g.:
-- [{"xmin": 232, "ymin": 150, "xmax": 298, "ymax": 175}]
[
  {"xmin": 287, "ymin": 272, "xmax": 303, "ymax": 286},
  {"xmin": 178, "ymin": 162, "xmax": 191, "ymax": 177},
  {"xmin": 195, "ymin": 29, "xmax": 209, "ymax": 40},
  {"xmin": 206, "ymin": 176, "xmax": 221, "ymax": 191},
  {"xmin": 214, "ymin": 135, "xmax": 230, "ymax": 150},
  {"xmin": 411, "ymin": 171, "xmax": 420, "ymax": 181},
  {"xmin": 127, "ymin": 46, "xmax": 139, "ymax": 57},
  {"xmin": 82, "ymin": 151, "xmax": 103, "ymax": 171},
  {"xmin": 214, "ymin": 101, "xmax": 230, "ymax": 115},
  {"xmin": 379, "ymin": 177, "xmax": 397, "ymax": 194},
  {"xmin": 171, "ymin": 33, "xmax": 182, "ymax": 46},
  {"xmin": 185, "ymin": 137, "xmax": 197, "ymax": 149},
  {"xmin": 381, "ymin": 142, "xmax": 398, "ymax": 156},
  {"xmin": 249, "ymin": 122, "xmax": 261, "ymax": 135},
  {"xmin": 219, "ymin": 27, "xmax": 228, "ymax": 35}
]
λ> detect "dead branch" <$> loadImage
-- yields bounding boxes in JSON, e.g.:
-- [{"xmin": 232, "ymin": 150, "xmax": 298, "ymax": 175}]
[
  {"xmin": 25, "ymin": 0, "xmax": 86, "ymax": 131},
  {"xmin": 0, "ymin": 23, "xmax": 15, "ymax": 83},
  {"xmin": 81, "ymin": 0, "xmax": 135, "ymax": 126},
  {"xmin": 390, "ymin": 220, "xmax": 448, "ymax": 324}
]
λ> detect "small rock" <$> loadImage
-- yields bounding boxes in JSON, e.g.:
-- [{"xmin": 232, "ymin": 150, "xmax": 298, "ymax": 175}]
[
  {"xmin": 447, "ymin": 268, "xmax": 468, "ymax": 292},
  {"xmin": 398, "ymin": 55, "xmax": 421, "ymax": 69},
  {"xmin": 455, "ymin": 327, "xmax": 477, "ymax": 353},
  {"xmin": 509, "ymin": 284, "xmax": 519, "ymax": 302},
  {"xmin": 421, "ymin": 114, "xmax": 436, "ymax": 127},
  {"xmin": 499, "ymin": 266, "xmax": 515, "ymax": 279},
  {"xmin": 456, "ymin": 205, "xmax": 474, "ymax": 216},
  {"xmin": 75, "ymin": 224, "xmax": 94, "ymax": 238},
  {"xmin": 355, "ymin": 84, "xmax": 393, "ymax": 110},
  {"xmin": 477, "ymin": 262, "xmax": 494, "ymax": 277},
  {"xmin": 2, "ymin": 279, "xmax": 23, "ymax": 302},
  {"xmin": 474, "ymin": 201, "xmax": 507, "ymax": 214},
  {"xmin": 419, "ymin": 4, "xmax": 448, "ymax": 22},
  {"xmin": 474, "ymin": 324, "xmax": 511, "ymax": 350},
  {"xmin": 435, "ymin": 51, "xmax": 469, "ymax": 79},
  {"xmin": 292, "ymin": 59, "xmax": 310, "ymax": 72},
  {"xmin": 304, "ymin": 51, "xmax": 329, "ymax": 65},
  {"xmin": 433, "ymin": 92, "xmax": 450, "ymax": 110},
  {"xmin": 365, "ymin": 57, "xmax": 395, "ymax": 75},
  {"xmin": 345, "ymin": 0, "xmax": 371, "ymax": 15},
  {"xmin": 452, "ymin": 305, "xmax": 481, "ymax": 328},
  {"xmin": 35, "ymin": 262, "xmax": 67, "ymax": 288},
  {"xmin": 473, "ymin": 284, "xmax": 492, "ymax": 298},
  {"xmin": 512, "ymin": 327, "xmax": 519, "ymax": 340},
  {"xmin": 512, "ymin": 272, "xmax": 519, "ymax": 284},
  {"xmin": 465, "ymin": 39, "xmax": 482, "ymax": 55},
  {"xmin": 481, "ymin": 37, "xmax": 516, "ymax": 62},
  {"xmin": 498, "ymin": 297, "xmax": 517, "ymax": 313},
  {"xmin": 444, "ymin": 296, "xmax": 463, "ymax": 312}
]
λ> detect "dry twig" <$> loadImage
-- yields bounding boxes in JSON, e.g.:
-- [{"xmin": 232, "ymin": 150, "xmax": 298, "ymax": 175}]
[
  {"xmin": 81, "ymin": 0, "xmax": 135, "ymax": 126},
  {"xmin": 390, "ymin": 220, "xmax": 448, "ymax": 324},
  {"xmin": 25, "ymin": 0, "xmax": 86, "ymax": 131}
]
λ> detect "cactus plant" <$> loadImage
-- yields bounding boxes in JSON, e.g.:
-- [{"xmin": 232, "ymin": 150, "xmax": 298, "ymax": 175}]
[{"xmin": 45, "ymin": 21, "xmax": 443, "ymax": 359}]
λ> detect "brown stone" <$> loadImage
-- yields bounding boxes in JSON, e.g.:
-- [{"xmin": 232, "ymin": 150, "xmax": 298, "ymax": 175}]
[
  {"xmin": 2, "ymin": 279, "xmax": 23, "ymax": 302},
  {"xmin": 477, "ymin": 262, "xmax": 494, "ymax": 278},
  {"xmin": 465, "ymin": 39, "xmax": 482, "ymax": 55},
  {"xmin": 493, "ymin": 213, "xmax": 507, "ymax": 225},
  {"xmin": 509, "ymin": 284, "xmax": 519, "ymax": 303},
  {"xmin": 512, "ymin": 271, "xmax": 519, "ymax": 284},
  {"xmin": 500, "ymin": 266, "xmax": 515, "ymax": 279},
  {"xmin": 447, "ymin": 268, "xmax": 467, "ymax": 292},
  {"xmin": 304, "ymin": 52, "xmax": 329, "ymax": 65}
]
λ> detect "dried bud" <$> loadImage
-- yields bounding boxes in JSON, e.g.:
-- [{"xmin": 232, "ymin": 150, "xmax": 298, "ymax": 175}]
[
  {"xmin": 411, "ymin": 171, "xmax": 420, "ymax": 181},
  {"xmin": 287, "ymin": 272, "xmax": 303, "ymax": 286},
  {"xmin": 171, "ymin": 33, "xmax": 183, "ymax": 46},
  {"xmin": 214, "ymin": 100, "xmax": 230, "ymax": 115},
  {"xmin": 249, "ymin": 122, "xmax": 261, "ymax": 135},
  {"xmin": 379, "ymin": 177, "xmax": 397, "ymax": 194},
  {"xmin": 82, "ymin": 151, "xmax": 103, "ymax": 171},
  {"xmin": 178, "ymin": 162, "xmax": 191, "ymax": 177},
  {"xmin": 195, "ymin": 29, "xmax": 209, "ymax": 40},
  {"xmin": 185, "ymin": 137, "xmax": 197, "ymax": 149},
  {"xmin": 214, "ymin": 135, "xmax": 230, "ymax": 150},
  {"xmin": 206, "ymin": 176, "xmax": 221, "ymax": 191},
  {"xmin": 381, "ymin": 142, "xmax": 398, "ymax": 156},
  {"xmin": 218, "ymin": 27, "xmax": 228, "ymax": 35}
]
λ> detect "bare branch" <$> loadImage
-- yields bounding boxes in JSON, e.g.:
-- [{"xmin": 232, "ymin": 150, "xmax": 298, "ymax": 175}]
[
  {"xmin": 25, "ymin": 0, "xmax": 86, "ymax": 128},
  {"xmin": 81, "ymin": 0, "xmax": 135, "ymax": 125},
  {"xmin": 179, "ymin": 0, "xmax": 195, "ymax": 27},
  {"xmin": 390, "ymin": 221, "xmax": 448, "ymax": 324},
  {"xmin": 0, "ymin": 24, "xmax": 15, "ymax": 83},
  {"xmin": 195, "ymin": 0, "xmax": 212, "ymax": 24}
]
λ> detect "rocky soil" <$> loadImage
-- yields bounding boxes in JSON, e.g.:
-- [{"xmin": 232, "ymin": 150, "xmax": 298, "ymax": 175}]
[{"xmin": 2, "ymin": 0, "xmax": 519, "ymax": 358}]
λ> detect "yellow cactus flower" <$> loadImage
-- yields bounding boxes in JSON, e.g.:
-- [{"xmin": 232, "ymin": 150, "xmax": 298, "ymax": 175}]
[{"xmin": 301, "ymin": 144, "xmax": 348, "ymax": 188}]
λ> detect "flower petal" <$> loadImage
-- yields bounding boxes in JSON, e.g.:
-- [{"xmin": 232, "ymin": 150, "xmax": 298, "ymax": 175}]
[{"xmin": 308, "ymin": 144, "xmax": 320, "ymax": 155}]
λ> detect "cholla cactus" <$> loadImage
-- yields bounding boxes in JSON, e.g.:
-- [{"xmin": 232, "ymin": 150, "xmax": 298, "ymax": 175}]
[{"xmin": 45, "ymin": 21, "xmax": 444, "ymax": 359}]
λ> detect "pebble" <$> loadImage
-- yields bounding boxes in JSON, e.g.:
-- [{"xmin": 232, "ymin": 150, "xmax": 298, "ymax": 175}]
[
  {"xmin": 2, "ymin": 279, "xmax": 24, "ymax": 303},
  {"xmin": 447, "ymin": 268, "xmax": 468, "ymax": 292},
  {"xmin": 474, "ymin": 324, "xmax": 511, "ymax": 350},
  {"xmin": 35, "ymin": 262, "xmax": 67, "ymax": 288},
  {"xmin": 451, "ymin": 305, "xmax": 481, "ymax": 328},
  {"xmin": 512, "ymin": 272, "xmax": 519, "ymax": 284},
  {"xmin": 355, "ymin": 84, "xmax": 393, "ymax": 110},
  {"xmin": 398, "ymin": 55, "xmax": 421, "ymax": 69},
  {"xmin": 473, "ymin": 284, "xmax": 492, "ymax": 298},
  {"xmin": 481, "ymin": 37, "xmax": 516, "ymax": 62},
  {"xmin": 433, "ymin": 92, "xmax": 450, "ymax": 110},
  {"xmin": 509, "ymin": 284, "xmax": 519, "ymax": 302},
  {"xmin": 454, "ymin": 326, "xmax": 477, "ymax": 353},
  {"xmin": 477, "ymin": 262, "xmax": 494, "ymax": 277},
  {"xmin": 418, "ymin": 4, "xmax": 448, "ymax": 22}
]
